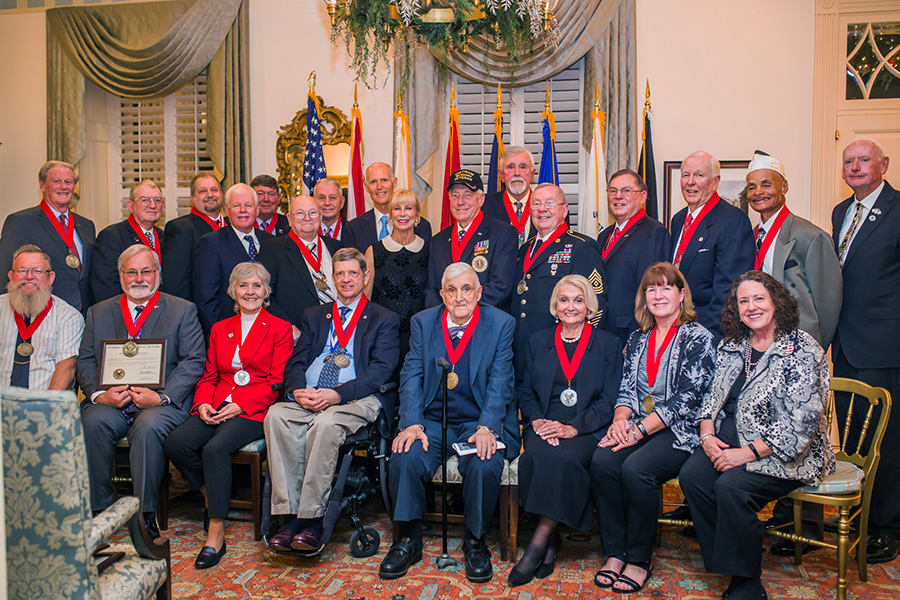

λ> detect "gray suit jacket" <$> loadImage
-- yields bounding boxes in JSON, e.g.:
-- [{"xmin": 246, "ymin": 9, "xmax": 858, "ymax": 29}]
[
  {"xmin": 76, "ymin": 292, "xmax": 206, "ymax": 409},
  {"xmin": 770, "ymin": 212, "xmax": 842, "ymax": 349}
]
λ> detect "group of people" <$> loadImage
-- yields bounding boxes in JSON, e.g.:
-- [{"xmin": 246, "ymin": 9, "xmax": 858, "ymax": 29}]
[{"xmin": 0, "ymin": 137, "xmax": 896, "ymax": 597}]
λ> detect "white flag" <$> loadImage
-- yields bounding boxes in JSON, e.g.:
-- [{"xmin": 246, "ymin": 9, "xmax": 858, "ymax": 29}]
[
  {"xmin": 394, "ymin": 109, "xmax": 412, "ymax": 191},
  {"xmin": 580, "ymin": 108, "xmax": 607, "ymax": 237}
]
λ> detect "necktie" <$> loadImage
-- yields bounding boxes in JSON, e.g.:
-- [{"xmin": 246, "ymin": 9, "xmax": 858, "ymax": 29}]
[
  {"xmin": 244, "ymin": 235, "xmax": 258, "ymax": 261},
  {"xmin": 447, "ymin": 324, "xmax": 465, "ymax": 346},
  {"xmin": 514, "ymin": 201, "xmax": 523, "ymax": 219},
  {"xmin": 530, "ymin": 238, "xmax": 542, "ymax": 259},
  {"xmin": 59, "ymin": 213, "xmax": 67, "ymax": 228},
  {"xmin": 378, "ymin": 215, "xmax": 389, "ymax": 241},
  {"xmin": 755, "ymin": 226, "xmax": 766, "ymax": 251},
  {"xmin": 607, "ymin": 227, "xmax": 623, "ymax": 251},
  {"xmin": 458, "ymin": 228, "xmax": 466, "ymax": 243},
  {"xmin": 838, "ymin": 202, "xmax": 864, "ymax": 264},
  {"xmin": 59, "ymin": 213, "xmax": 83, "ymax": 272},
  {"xmin": 673, "ymin": 212, "xmax": 694, "ymax": 267},
  {"xmin": 325, "ymin": 226, "xmax": 333, "ymax": 238},
  {"xmin": 133, "ymin": 305, "xmax": 144, "ymax": 338},
  {"xmin": 309, "ymin": 243, "xmax": 317, "ymax": 254},
  {"xmin": 146, "ymin": 229, "xmax": 155, "ymax": 249},
  {"xmin": 317, "ymin": 306, "xmax": 352, "ymax": 389},
  {"xmin": 10, "ymin": 316, "xmax": 31, "ymax": 388}
]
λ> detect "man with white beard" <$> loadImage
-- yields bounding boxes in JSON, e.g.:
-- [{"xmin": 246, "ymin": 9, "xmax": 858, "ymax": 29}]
[
  {"xmin": 482, "ymin": 147, "xmax": 537, "ymax": 246},
  {"xmin": 0, "ymin": 244, "xmax": 83, "ymax": 389},
  {"xmin": 77, "ymin": 244, "xmax": 205, "ymax": 538}
]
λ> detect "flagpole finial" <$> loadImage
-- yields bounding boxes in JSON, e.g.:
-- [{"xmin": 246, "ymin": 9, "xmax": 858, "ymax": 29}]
[
  {"xmin": 593, "ymin": 81, "xmax": 600, "ymax": 111},
  {"xmin": 644, "ymin": 79, "xmax": 651, "ymax": 112},
  {"xmin": 496, "ymin": 83, "xmax": 502, "ymax": 111},
  {"xmin": 450, "ymin": 82, "xmax": 456, "ymax": 109},
  {"xmin": 308, "ymin": 71, "xmax": 316, "ymax": 95},
  {"xmin": 544, "ymin": 81, "xmax": 551, "ymax": 112},
  {"xmin": 353, "ymin": 82, "xmax": 359, "ymax": 109}
]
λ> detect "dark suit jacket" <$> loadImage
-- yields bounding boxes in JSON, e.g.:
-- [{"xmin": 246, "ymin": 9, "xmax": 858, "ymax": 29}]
[
  {"xmin": 512, "ymin": 229, "xmax": 607, "ymax": 377},
  {"xmin": 257, "ymin": 234, "xmax": 343, "ymax": 327},
  {"xmin": 425, "ymin": 215, "xmax": 518, "ymax": 309},
  {"xmin": 257, "ymin": 213, "xmax": 290, "ymax": 236},
  {"xmin": 831, "ymin": 181, "xmax": 900, "ymax": 368},
  {"xmin": 670, "ymin": 198, "xmax": 754, "ymax": 338},
  {"xmin": 598, "ymin": 215, "xmax": 672, "ymax": 345},
  {"xmin": 0, "ymin": 206, "xmax": 96, "ymax": 312},
  {"xmin": 399, "ymin": 303, "xmax": 520, "ymax": 455},
  {"xmin": 161, "ymin": 213, "xmax": 218, "ymax": 302},
  {"xmin": 321, "ymin": 217, "xmax": 349, "ymax": 244},
  {"xmin": 75, "ymin": 292, "xmax": 206, "ymax": 409},
  {"xmin": 283, "ymin": 300, "xmax": 400, "ymax": 437},
  {"xmin": 193, "ymin": 227, "xmax": 273, "ymax": 335},
  {"xmin": 483, "ymin": 190, "xmax": 534, "ymax": 242},
  {"xmin": 91, "ymin": 219, "xmax": 165, "ymax": 304},
  {"xmin": 517, "ymin": 325, "xmax": 623, "ymax": 438},
  {"xmin": 344, "ymin": 209, "xmax": 432, "ymax": 254}
]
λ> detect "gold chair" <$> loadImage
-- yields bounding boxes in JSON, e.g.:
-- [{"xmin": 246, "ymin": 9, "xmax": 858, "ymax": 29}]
[{"xmin": 768, "ymin": 377, "xmax": 891, "ymax": 600}]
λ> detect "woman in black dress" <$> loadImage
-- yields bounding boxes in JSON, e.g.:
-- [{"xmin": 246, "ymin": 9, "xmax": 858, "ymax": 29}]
[
  {"xmin": 364, "ymin": 190, "xmax": 429, "ymax": 359},
  {"xmin": 508, "ymin": 274, "xmax": 623, "ymax": 586}
]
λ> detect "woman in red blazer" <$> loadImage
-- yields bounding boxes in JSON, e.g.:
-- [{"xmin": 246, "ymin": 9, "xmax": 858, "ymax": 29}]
[{"xmin": 166, "ymin": 262, "xmax": 293, "ymax": 569}]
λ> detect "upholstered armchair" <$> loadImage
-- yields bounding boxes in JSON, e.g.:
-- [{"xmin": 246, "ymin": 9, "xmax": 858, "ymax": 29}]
[{"xmin": 2, "ymin": 386, "xmax": 170, "ymax": 600}]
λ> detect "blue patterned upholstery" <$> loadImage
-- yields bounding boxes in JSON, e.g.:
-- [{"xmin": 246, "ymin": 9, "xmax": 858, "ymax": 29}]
[
  {"xmin": 2, "ymin": 386, "xmax": 169, "ymax": 600},
  {"xmin": 238, "ymin": 437, "xmax": 266, "ymax": 453}
]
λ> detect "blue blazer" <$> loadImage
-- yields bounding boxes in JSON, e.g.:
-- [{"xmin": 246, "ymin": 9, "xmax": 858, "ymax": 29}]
[
  {"xmin": 598, "ymin": 215, "xmax": 672, "ymax": 346},
  {"xmin": 425, "ymin": 215, "xmax": 518, "ymax": 310},
  {"xmin": 344, "ymin": 209, "xmax": 432, "ymax": 254},
  {"xmin": 161, "ymin": 212, "xmax": 218, "ymax": 302},
  {"xmin": 193, "ymin": 227, "xmax": 273, "ymax": 335},
  {"xmin": 670, "ymin": 198, "xmax": 754, "ymax": 338},
  {"xmin": 91, "ymin": 219, "xmax": 165, "ymax": 304},
  {"xmin": 258, "ymin": 213, "xmax": 290, "ymax": 236},
  {"xmin": 282, "ymin": 300, "xmax": 400, "ymax": 438},
  {"xmin": 399, "ymin": 304, "xmax": 520, "ymax": 456},
  {"xmin": 517, "ymin": 325, "xmax": 622, "ymax": 438}
]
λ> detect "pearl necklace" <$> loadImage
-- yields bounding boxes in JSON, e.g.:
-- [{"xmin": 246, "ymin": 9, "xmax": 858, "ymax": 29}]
[
  {"xmin": 744, "ymin": 337, "xmax": 762, "ymax": 376},
  {"xmin": 560, "ymin": 327, "xmax": 583, "ymax": 343}
]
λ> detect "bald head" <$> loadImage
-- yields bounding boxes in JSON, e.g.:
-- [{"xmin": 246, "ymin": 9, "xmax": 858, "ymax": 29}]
[{"xmin": 288, "ymin": 194, "xmax": 321, "ymax": 241}]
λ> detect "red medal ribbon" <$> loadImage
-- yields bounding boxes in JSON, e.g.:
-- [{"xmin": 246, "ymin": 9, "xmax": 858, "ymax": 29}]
[
  {"xmin": 190, "ymin": 207, "xmax": 223, "ymax": 230},
  {"xmin": 13, "ymin": 298, "xmax": 54, "ymax": 342},
  {"xmin": 754, "ymin": 207, "xmax": 790, "ymax": 270},
  {"xmin": 451, "ymin": 212, "xmax": 484, "ymax": 263},
  {"xmin": 119, "ymin": 291, "xmax": 160, "ymax": 338},
  {"xmin": 323, "ymin": 219, "xmax": 341, "ymax": 239},
  {"xmin": 603, "ymin": 209, "xmax": 646, "ymax": 260},
  {"xmin": 289, "ymin": 231, "xmax": 323, "ymax": 272},
  {"xmin": 674, "ymin": 194, "xmax": 720, "ymax": 264},
  {"xmin": 39, "ymin": 200, "xmax": 78, "ymax": 254},
  {"xmin": 332, "ymin": 295, "xmax": 368, "ymax": 350},
  {"xmin": 554, "ymin": 322, "xmax": 592, "ymax": 383},
  {"xmin": 502, "ymin": 189, "xmax": 532, "ymax": 236},
  {"xmin": 523, "ymin": 223, "xmax": 568, "ymax": 275},
  {"xmin": 646, "ymin": 324, "xmax": 679, "ymax": 387},
  {"xmin": 257, "ymin": 216, "xmax": 277, "ymax": 234},
  {"xmin": 442, "ymin": 305, "xmax": 481, "ymax": 366},
  {"xmin": 127, "ymin": 215, "xmax": 162, "ymax": 263}
]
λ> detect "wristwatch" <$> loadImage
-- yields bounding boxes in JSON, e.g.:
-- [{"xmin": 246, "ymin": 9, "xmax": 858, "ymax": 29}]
[
  {"xmin": 157, "ymin": 393, "xmax": 171, "ymax": 407},
  {"xmin": 477, "ymin": 425, "xmax": 498, "ymax": 437}
]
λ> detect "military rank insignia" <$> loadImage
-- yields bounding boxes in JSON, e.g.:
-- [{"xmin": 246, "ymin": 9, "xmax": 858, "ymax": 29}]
[{"xmin": 588, "ymin": 269, "xmax": 604, "ymax": 294}]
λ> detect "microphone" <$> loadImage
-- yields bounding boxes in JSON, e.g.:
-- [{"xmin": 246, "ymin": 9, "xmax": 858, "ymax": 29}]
[{"xmin": 437, "ymin": 357, "xmax": 451, "ymax": 371}]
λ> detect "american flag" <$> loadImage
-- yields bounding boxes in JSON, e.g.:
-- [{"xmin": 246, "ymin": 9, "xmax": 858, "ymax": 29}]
[{"xmin": 303, "ymin": 93, "xmax": 327, "ymax": 193}]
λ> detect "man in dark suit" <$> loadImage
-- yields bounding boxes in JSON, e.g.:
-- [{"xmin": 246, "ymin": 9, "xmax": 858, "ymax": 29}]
[
  {"xmin": 265, "ymin": 248, "xmax": 400, "ymax": 553},
  {"xmin": 194, "ymin": 183, "xmax": 273, "ymax": 335},
  {"xmin": 425, "ymin": 169, "xmax": 518, "ymax": 310},
  {"xmin": 315, "ymin": 177, "xmax": 349, "ymax": 243},
  {"xmin": 91, "ymin": 179, "xmax": 165, "ymax": 304},
  {"xmin": 161, "ymin": 172, "xmax": 224, "ymax": 302},
  {"xmin": 0, "ymin": 161, "xmax": 96, "ymax": 312},
  {"xmin": 258, "ymin": 194, "xmax": 341, "ymax": 336},
  {"xmin": 77, "ymin": 244, "xmax": 205, "ymax": 537},
  {"xmin": 831, "ymin": 138, "xmax": 900, "ymax": 563},
  {"xmin": 599, "ymin": 169, "xmax": 672, "ymax": 346},
  {"xmin": 513, "ymin": 183, "xmax": 607, "ymax": 378},
  {"xmin": 344, "ymin": 162, "xmax": 432, "ymax": 253},
  {"xmin": 670, "ymin": 151, "xmax": 754, "ymax": 340},
  {"xmin": 252, "ymin": 174, "xmax": 290, "ymax": 236},
  {"xmin": 482, "ymin": 146, "xmax": 536, "ymax": 246},
  {"xmin": 381, "ymin": 262, "xmax": 519, "ymax": 582}
]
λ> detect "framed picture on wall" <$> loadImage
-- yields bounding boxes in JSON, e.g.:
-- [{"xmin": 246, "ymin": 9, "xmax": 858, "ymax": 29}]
[{"xmin": 663, "ymin": 160, "xmax": 751, "ymax": 226}]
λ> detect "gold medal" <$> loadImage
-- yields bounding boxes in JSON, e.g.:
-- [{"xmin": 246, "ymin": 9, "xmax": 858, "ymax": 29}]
[
  {"xmin": 334, "ymin": 354, "xmax": 351, "ymax": 369},
  {"xmin": 446, "ymin": 371, "xmax": 459, "ymax": 390},
  {"xmin": 122, "ymin": 340, "xmax": 139, "ymax": 357},
  {"xmin": 234, "ymin": 369, "xmax": 251, "ymax": 386},
  {"xmin": 641, "ymin": 395, "xmax": 655, "ymax": 414},
  {"xmin": 315, "ymin": 276, "xmax": 329, "ymax": 292},
  {"xmin": 65, "ymin": 254, "xmax": 81, "ymax": 269},
  {"xmin": 16, "ymin": 342, "xmax": 34, "ymax": 357},
  {"xmin": 517, "ymin": 279, "xmax": 527, "ymax": 295},
  {"xmin": 472, "ymin": 255, "xmax": 488, "ymax": 273}
]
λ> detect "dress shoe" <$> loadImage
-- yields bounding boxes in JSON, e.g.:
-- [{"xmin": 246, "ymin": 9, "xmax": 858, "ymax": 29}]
[
  {"xmin": 143, "ymin": 515, "xmax": 160, "ymax": 540},
  {"xmin": 194, "ymin": 540, "xmax": 226, "ymax": 569},
  {"xmin": 267, "ymin": 526, "xmax": 297, "ymax": 553},
  {"xmin": 290, "ymin": 527, "xmax": 323, "ymax": 552},
  {"xmin": 535, "ymin": 530, "xmax": 561, "ymax": 579},
  {"xmin": 725, "ymin": 578, "xmax": 767, "ymax": 600},
  {"xmin": 866, "ymin": 533, "xmax": 900, "ymax": 564},
  {"xmin": 463, "ymin": 536, "xmax": 493, "ymax": 583},
  {"xmin": 379, "ymin": 537, "xmax": 423, "ymax": 579},
  {"xmin": 770, "ymin": 539, "xmax": 818, "ymax": 556}
]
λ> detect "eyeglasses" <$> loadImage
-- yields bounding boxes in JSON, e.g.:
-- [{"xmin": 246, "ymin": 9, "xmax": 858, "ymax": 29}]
[
  {"xmin": 13, "ymin": 268, "xmax": 51, "ymax": 276},
  {"xmin": 531, "ymin": 201, "xmax": 566, "ymax": 209},
  {"xmin": 121, "ymin": 268, "xmax": 159, "ymax": 278},
  {"xmin": 135, "ymin": 197, "xmax": 164, "ymax": 206},
  {"xmin": 292, "ymin": 210, "xmax": 319, "ymax": 220},
  {"xmin": 606, "ymin": 188, "xmax": 639, "ymax": 196}
]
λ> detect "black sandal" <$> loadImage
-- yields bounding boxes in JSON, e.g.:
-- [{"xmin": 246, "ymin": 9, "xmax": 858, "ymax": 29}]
[
  {"xmin": 593, "ymin": 562, "xmax": 625, "ymax": 588},
  {"xmin": 612, "ymin": 564, "xmax": 653, "ymax": 594}
]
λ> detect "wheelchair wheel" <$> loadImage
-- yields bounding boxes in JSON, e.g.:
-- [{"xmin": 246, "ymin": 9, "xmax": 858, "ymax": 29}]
[{"xmin": 349, "ymin": 526, "xmax": 380, "ymax": 558}]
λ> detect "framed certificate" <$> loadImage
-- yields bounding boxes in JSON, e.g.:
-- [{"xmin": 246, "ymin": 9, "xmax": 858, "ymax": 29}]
[{"xmin": 98, "ymin": 339, "xmax": 167, "ymax": 389}]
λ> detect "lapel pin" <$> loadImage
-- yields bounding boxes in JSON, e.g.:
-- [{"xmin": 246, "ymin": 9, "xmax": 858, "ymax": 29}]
[
  {"xmin": 227, "ymin": 332, "xmax": 234, "ymax": 338},
  {"xmin": 698, "ymin": 237, "xmax": 704, "ymax": 242},
  {"xmin": 869, "ymin": 215, "xmax": 877, "ymax": 222},
  {"xmin": 872, "ymin": 207, "xmax": 882, "ymax": 215}
]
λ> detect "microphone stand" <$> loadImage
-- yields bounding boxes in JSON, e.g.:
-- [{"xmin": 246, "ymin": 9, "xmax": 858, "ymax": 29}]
[{"xmin": 435, "ymin": 357, "xmax": 458, "ymax": 570}]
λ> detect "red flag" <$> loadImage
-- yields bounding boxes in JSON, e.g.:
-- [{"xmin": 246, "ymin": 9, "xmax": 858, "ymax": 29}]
[
  {"xmin": 441, "ymin": 84, "xmax": 461, "ymax": 229},
  {"xmin": 347, "ymin": 85, "xmax": 365, "ymax": 219}
]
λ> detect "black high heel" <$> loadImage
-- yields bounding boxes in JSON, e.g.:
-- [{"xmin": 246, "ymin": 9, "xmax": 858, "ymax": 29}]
[
  {"xmin": 507, "ymin": 554, "xmax": 540, "ymax": 587},
  {"xmin": 535, "ymin": 530, "xmax": 561, "ymax": 579}
]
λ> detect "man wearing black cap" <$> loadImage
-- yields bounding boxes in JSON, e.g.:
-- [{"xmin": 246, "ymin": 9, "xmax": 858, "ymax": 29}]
[{"xmin": 425, "ymin": 170, "xmax": 518, "ymax": 310}]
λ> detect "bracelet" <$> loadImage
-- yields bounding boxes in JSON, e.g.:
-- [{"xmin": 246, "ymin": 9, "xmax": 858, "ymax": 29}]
[
  {"xmin": 636, "ymin": 422, "xmax": 649, "ymax": 438},
  {"xmin": 633, "ymin": 430, "xmax": 640, "ymax": 443},
  {"xmin": 699, "ymin": 433, "xmax": 713, "ymax": 443},
  {"xmin": 748, "ymin": 443, "xmax": 761, "ymax": 460}
]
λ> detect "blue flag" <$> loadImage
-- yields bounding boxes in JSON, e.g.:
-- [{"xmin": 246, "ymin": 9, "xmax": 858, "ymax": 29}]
[
  {"xmin": 538, "ymin": 114, "xmax": 558, "ymax": 185},
  {"xmin": 303, "ymin": 94, "xmax": 327, "ymax": 193},
  {"xmin": 487, "ymin": 135, "xmax": 502, "ymax": 195}
]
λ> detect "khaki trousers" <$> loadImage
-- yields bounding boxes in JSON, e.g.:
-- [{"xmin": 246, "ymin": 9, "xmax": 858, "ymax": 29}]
[{"xmin": 264, "ymin": 395, "xmax": 381, "ymax": 518}]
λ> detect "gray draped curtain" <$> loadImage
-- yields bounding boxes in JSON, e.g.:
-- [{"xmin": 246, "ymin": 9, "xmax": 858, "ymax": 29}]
[
  {"xmin": 46, "ymin": 0, "xmax": 250, "ymax": 188},
  {"xmin": 397, "ymin": 0, "xmax": 635, "ymax": 201}
]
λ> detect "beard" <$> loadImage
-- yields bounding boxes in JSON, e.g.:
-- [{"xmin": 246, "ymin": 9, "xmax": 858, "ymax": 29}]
[
  {"xmin": 126, "ymin": 280, "xmax": 159, "ymax": 301},
  {"xmin": 7, "ymin": 282, "xmax": 52, "ymax": 318},
  {"xmin": 507, "ymin": 177, "xmax": 529, "ymax": 196}
]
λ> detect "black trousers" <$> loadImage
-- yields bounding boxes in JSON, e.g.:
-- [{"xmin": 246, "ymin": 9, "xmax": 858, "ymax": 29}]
[
  {"xmin": 591, "ymin": 429, "xmax": 690, "ymax": 563},
  {"xmin": 164, "ymin": 414, "xmax": 264, "ymax": 519},
  {"xmin": 833, "ymin": 347, "xmax": 900, "ymax": 538}
]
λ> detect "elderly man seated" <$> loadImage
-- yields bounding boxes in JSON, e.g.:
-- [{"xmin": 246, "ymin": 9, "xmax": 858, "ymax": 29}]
[
  {"xmin": 265, "ymin": 247, "xmax": 400, "ymax": 553},
  {"xmin": 380, "ymin": 262, "xmax": 520, "ymax": 583}
]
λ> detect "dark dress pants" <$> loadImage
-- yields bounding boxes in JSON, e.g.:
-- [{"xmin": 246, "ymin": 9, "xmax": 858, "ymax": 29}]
[
  {"xmin": 389, "ymin": 419, "xmax": 504, "ymax": 538},
  {"xmin": 164, "ymin": 414, "xmax": 264, "ymax": 519},
  {"xmin": 591, "ymin": 429, "xmax": 689, "ymax": 563}
]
